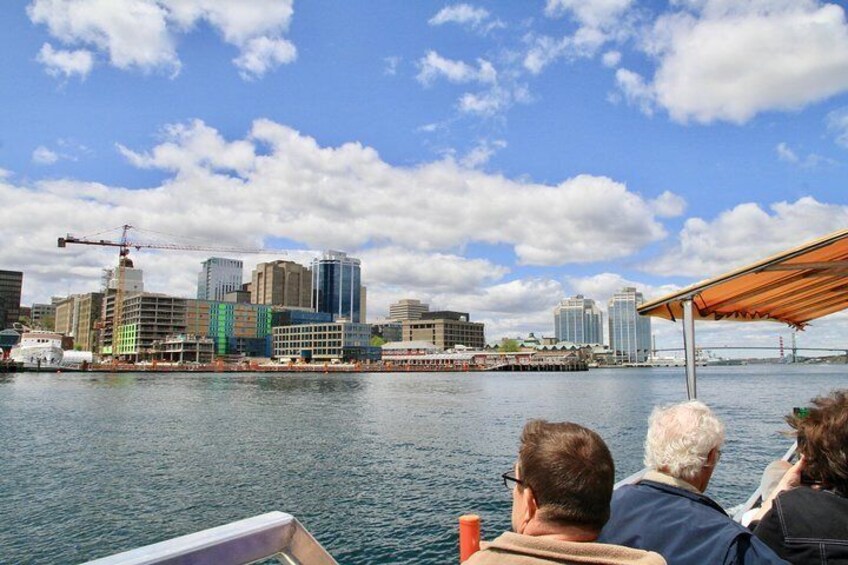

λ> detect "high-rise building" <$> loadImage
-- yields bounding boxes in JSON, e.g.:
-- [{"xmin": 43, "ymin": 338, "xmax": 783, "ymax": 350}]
[
  {"xmin": 389, "ymin": 298, "xmax": 430, "ymax": 321},
  {"xmin": 554, "ymin": 295, "xmax": 603, "ymax": 345},
  {"xmin": 312, "ymin": 251, "xmax": 363, "ymax": 323},
  {"xmin": 251, "ymin": 260, "xmax": 311, "ymax": 308},
  {"xmin": 103, "ymin": 262, "xmax": 144, "ymax": 293},
  {"xmin": 75, "ymin": 292, "xmax": 103, "ymax": 352},
  {"xmin": 608, "ymin": 287, "xmax": 651, "ymax": 364},
  {"xmin": 0, "ymin": 270, "xmax": 23, "ymax": 330},
  {"xmin": 197, "ymin": 258, "xmax": 243, "ymax": 301}
]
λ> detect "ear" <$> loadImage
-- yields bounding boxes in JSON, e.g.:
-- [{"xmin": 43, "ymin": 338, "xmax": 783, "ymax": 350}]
[
  {"xmin": 517, "ymin": 486, "xmax": 538, "ymax": 532},
  {"xmin": 706, "ymin": 448, "xmax": 719, "ymax": 467}
]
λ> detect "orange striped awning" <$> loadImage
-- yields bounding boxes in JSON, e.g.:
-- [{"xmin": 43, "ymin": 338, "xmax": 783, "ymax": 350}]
[{"xmin": 638, "ymin": 228, "xmax": 848, "ymax": 329}]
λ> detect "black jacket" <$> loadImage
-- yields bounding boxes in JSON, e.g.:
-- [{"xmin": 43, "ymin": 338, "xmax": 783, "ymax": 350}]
[{"xmin": 754, "ymin": 486, "xmax": 848, "ymax": 564}]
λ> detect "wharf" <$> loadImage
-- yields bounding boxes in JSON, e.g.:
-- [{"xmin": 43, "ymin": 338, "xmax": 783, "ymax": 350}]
[{"xmin": 80, "ymin": 360, "xmax": 588, "ymax": 373}]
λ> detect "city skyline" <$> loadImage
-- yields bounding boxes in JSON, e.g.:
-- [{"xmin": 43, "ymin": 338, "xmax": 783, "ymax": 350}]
[{"xmin": 1, "ymin": 1, "xmax": 847, "ymax": 350}]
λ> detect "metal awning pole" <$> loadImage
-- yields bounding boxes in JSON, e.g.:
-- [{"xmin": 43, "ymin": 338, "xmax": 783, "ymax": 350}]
[{"xmin": 682, "ymin": 299, "xmax": 697, "ymax": 399}]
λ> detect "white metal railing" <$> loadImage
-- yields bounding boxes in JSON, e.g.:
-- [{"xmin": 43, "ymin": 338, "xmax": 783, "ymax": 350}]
[{"xmin": 82, "ymin": 511, "xmax": 338, "ymax": 565}]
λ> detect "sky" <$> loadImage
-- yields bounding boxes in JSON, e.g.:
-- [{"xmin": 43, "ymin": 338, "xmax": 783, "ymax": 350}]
[{"xmin": 2, "ymin": 0, "xmax": 848, "ymax": 353}]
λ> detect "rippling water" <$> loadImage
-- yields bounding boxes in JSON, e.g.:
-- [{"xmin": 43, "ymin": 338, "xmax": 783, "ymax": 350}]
[{"xmin": 0, "ymin": 365, "xmax": 844, "ymax": 564}]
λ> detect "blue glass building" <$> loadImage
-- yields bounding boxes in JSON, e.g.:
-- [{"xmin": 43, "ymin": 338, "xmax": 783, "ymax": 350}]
[{"xmin": 311, "ymin": 251, "xmax": 363, "ymax": 323}]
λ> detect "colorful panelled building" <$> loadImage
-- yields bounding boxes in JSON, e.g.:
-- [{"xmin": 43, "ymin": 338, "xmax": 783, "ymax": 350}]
[{"xmin": 185, "ymin": 300, "xmax": 274, "ymax": 357}]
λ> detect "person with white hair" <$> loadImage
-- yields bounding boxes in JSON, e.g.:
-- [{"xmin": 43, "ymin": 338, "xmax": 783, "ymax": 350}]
[{"xmin": 597, "ymin": 401, "xmax": 786, "ymax": 565}]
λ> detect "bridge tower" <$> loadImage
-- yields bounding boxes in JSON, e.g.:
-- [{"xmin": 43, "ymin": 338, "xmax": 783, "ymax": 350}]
[{"xmin": 779, "ymin": 336, "xmax": 784, "ymax": 359}]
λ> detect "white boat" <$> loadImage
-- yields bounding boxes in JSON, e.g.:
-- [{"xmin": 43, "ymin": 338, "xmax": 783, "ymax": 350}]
[
  {"xmin": 8, "ymin": 331, "xmax": 94, "ymax": 370},
  {"xmin": 10, "ymin": 331, "xmax": 65, "ymax": 369}
]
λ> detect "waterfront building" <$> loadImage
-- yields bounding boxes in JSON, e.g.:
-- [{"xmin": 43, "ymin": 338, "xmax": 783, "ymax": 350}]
[
  {"xmin": 151, "ymin": 334, "xmax": 214, "ymax": 364},
  {"xmin": 75, "ymin": 293, "xmax": 104, "ymax": 352},
  {"xmin": 0, "ymin": 270, "xmax": 22, "ymax": 330},
  {"xmin": 311, "ymin": 251, "xmax": 363, "ymax": 323},
  {"xmin": 401, "ymin": 311, "xmax": 485, "ymax": 350},
  {"xmin": 251, "ymin": 260, "xmax": 312, "ymax": 308},
  {"xmin": 388, "ymin": 298, "xmax": 429, "ymax": 321},
  {"xmin": 184, "ymin": 299, "xmax": 274, "ymax": 357},
  {"xmin": 272, "ymin": 321, "xmax": 378, "ymax": 362},
  {"xmin": 554, "ymin": 295, "xmax": 603, "ymax": 345},
  {"xmin": 197, "ymin": 258, "xmax": 243, "ymax": 301},
  {"xmin": 53, "ymin": 295, "xmax": 78, "ymax": 337},
  {"xmin": 608, "ymin": 287, "xmax": 651, "ymax": 364},
  {"xmin": 31, "ymin": 303, "xmax": 56, "ymax": 329},
  {"xmin": 102, "ymin": 293, "xmax": 186, "ymax": 360}
]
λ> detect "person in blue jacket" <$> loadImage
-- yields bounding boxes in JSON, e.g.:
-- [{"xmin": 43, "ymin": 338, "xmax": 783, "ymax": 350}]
[{"xmin": 598, "ymin": 400, "xmax": 786, "ymax": 564}]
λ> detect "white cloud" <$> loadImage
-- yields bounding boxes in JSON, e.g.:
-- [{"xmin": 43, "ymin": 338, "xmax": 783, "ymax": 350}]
[
  {"xmin": 523, "ymin": 27, "xmax": 608, "ymax": 74},
  {"xmin": 383, "ymin": 56, "xmax": 401, "ymax": 76},
  {"xmin": 650, "ymin": 191, "xmax": 686, "ymax": 218},
  {"xmin": 0, "ymin": 118, "xmax": 677, "ymax": 311},
  {"xmin": 460, "ymin": 139, "xmax": 507, "ymax": 168},
  {"xmin": 776, "ymin": 142, "xmax": 837, "ymax": 168},
  {"xmin": 545, "ymin": 0, "xmax": 635, "ymax": 30},
  {"xmin": 458, "ymin": 87, "xmax": 514, "ymax": 116},
  {"xmin": 647, "ymin": 197, "xmax": 848, "ymax": 277},
  {"xmin": 827, "ymin": 106, "xmax": 848, "ymax": 147},
  {"xmin": 416, "ymin": 51, "xmax": 497, "ymax": 86},
  {"xmin": 567, "ymin": 272, "xmax": 680, "ymax": 308},
  {"xmin": 27, "ymin": 0, "xmax": 296, "ymax": 79},
  {"xmin": 429, "ymin": 4, "xmax": 490, "ymax": 29},
  {"xmin": 36, "ymin": 42, "xmax": 93, "ymax": 79},
  {"xmin": 621, "ymin": 1, "xmax": 848, "ymax": 123},
  {"xmin": 776, "ymin": 142, "xmax": 799, "ymax": 163},
  {"xmin": 32, "ymin": 146, "xmax": 59, "ymax": 165},
  {"xmin": 602, "ymin": 50, "xmax": 622, "ymax": 67}
]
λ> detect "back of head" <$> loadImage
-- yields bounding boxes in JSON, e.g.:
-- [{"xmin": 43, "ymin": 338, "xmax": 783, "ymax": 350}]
[
  {"xmin": 789, "ymin": 389, "xmax": 848, "ymax": 495},
  {"xmin": 518, "ymin": 420, "xmax": 614, "ymax": 530},
  {"xmin": 644, "ymin": 400, "xmax": 725, "ymax": 482}
]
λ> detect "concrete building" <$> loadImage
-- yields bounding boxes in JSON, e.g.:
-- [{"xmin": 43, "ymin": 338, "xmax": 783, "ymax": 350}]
[
  {"xmin": 312, "ymin": 251, "xmax": 363, "ymax": 323},
  {"xmin": 50, "ymin": 293, "xmax": 103, "ymax": 351},
  {"xmin": 402, "ymin": 311, "xmax": 485, "ymax": 350},
  {"xmin": 31, "ymin": 303, "xmax": 56, "ymax": 329},
  {"xmin": 608, "ymin": 287, "xmax": 651, "ymax": 364},
  {"xmin": 197, "ymin": 258, "xmax": 243, "ymax": 301},
  {"xmin": 151, "ymin": 335, "xmax": 214, "ymax": 364},
  {"xmin": 0, "ymin": 270, "xmax": 22, "ymax": 330},
  {"xmin": 554, "ymin": 295, "xmax": 603, "ymax": 345},
  {"xmin": 53, "ymin": 296, "xmax": 78, "ymax": 337},
  {"xmin": 103, "ymin": 262, "xmax": 144, "ymax": 293},
  {"xmin": 388, "ymin": 298, "xmax": 429, "ymax": 321},
  {"xmin": 102, "ymin": 293, "xmax": 186, "ymax": 360},
  {"xmin": 251, "ymin": 260, "xmax": 311, "ymax": 308},
  {"xmin": 75, "ymin": 293, "xmax": 104, "ymax": 352},
  {"xmin": 272, "ymin": 321, "xmax": 378, "ymax": 362}
]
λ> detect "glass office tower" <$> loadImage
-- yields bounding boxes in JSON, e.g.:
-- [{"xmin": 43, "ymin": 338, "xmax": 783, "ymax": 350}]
[
  {"xmin": 311, "ymin": 251, "xmax": 362, "ymax": 323},
  {"xmin": 554, "ymin": 295, "xmax": 603, "ymax": 344},
  {"xmin": 608, "ymin": 287, "xmax": 651, "ymax": 363}
]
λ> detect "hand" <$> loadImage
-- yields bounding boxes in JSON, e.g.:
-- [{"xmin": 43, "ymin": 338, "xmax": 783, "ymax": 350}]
[{"xmin": 773, "ymin": 456, "xmax": 805, "ymax": 495}]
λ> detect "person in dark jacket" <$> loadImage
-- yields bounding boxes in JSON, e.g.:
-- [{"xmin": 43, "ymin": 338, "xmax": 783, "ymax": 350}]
[
  {"xmin": 752, "ymin": 390, "xmax": 848, "ymax": 564},
  {"xmin": 598, "ymin": 400, "xmax": 786, "ymax": 565}
]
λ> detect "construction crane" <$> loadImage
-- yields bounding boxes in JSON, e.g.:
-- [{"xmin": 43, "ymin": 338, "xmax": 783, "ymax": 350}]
[{"xmin": 58, "ymin": 224, "xmax": 283, "ymax": 361}]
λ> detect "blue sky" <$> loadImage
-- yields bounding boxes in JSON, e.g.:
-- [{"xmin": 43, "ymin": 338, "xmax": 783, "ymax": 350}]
[{"xmin": 2, "ymin": 0, "xmax": 848, "ymax": 350}]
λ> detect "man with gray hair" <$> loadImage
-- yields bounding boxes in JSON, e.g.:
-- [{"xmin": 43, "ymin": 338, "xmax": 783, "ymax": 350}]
[{"xmin": 598, "ymin": 401, "xmax": 786, "ymax": 564}]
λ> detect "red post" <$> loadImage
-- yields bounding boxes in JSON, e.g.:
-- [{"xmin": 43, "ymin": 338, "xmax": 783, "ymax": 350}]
[{"xmin": 459, "ymin": 514, "xmax": 481, "ymax": 563}]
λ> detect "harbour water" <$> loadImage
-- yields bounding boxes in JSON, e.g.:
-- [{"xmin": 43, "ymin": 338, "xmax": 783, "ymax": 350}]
[{"xmin": 0, "ymin": 365, "xmax": 844, "ymax": 564}]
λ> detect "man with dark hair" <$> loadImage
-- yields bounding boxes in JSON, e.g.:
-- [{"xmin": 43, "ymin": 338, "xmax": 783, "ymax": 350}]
[
  {"xmin": 464, "ymin": 420, "xmax": 665, "ymax": 565},
  {"xmin": 753, "ymin": 389, "xmax": 848, "ymax": 563}
]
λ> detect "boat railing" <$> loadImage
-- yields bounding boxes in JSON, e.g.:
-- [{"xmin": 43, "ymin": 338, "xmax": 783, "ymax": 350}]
[
  {"xmin": 731, "ymin": 442, "xmax": 797, "ymax": 526},
  {"xmin": 81, "ymin": 511, "xmax": 338, "ymax": 565},
  {"xmin": 613, "ymin": 467, "xmax": 648, "ymax": 490}
]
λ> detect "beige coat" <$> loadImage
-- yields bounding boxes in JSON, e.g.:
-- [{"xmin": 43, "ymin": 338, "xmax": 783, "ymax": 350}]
[{"xmin": 463, "ymin": 531, "xmax": 666, "ymax": 565}]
